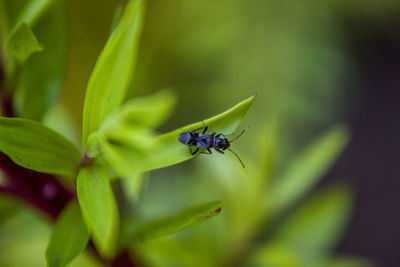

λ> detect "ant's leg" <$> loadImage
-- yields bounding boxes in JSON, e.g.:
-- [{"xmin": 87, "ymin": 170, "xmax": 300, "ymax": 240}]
[
  {"xmin": 201, "ymin": 148, "xmax": 212, "ymax": 154},
  {"xmin": 215, "ymin": 148, "xmax": 225, "ymax": 154},
  {"xmin": 215, "ymin": 134, "xmax": 226, "ymax": 138},
  {"xmin": 192, "ymin": 126, "xmax": 207, "ymax": 133},
  {"xmin": 191, "ymin": 148, "xmax": 199, "ymax": 155},
  {"xmin": 206, "ymin": 127, "xmax": 216, "ymax": 135}
]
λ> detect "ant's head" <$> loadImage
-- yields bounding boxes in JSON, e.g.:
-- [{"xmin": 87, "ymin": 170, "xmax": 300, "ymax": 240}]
[
  {"xmin": 219, "ymin": 138, "xmax": 230, "ymax": 150},
  {"xmin": 178, "ymin": 132, "xmax": 194, "ymax": 145}
]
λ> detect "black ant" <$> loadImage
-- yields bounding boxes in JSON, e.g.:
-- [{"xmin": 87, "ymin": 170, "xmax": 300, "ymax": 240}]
[{"xmin": 178, "ymin": 124, "xmax": 251, "ymax": 168}]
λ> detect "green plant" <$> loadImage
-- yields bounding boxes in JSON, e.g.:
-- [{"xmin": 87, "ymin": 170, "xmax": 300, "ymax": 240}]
[
  {"xmin": 0, "ymin": 0, "xmax": 255, "ymax": 266},
  {"xmin": 0, "ymin": 0, "xmax": 371, "ymax": 266}
]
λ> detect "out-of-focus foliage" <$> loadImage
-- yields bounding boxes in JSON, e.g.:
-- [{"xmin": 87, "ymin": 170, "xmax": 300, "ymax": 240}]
[
  {"xmin": 131, "ymin": 124, "xmax": 365, "ymax": 267},
  {"xmin": 46, "ymin": 201, "xmax": 89, "ymax": 267},
  {"xmin": 119, "ymin": 201, "xmax": 222, "ymax": 248},
  {"xmin": 1, "ymin": 0, "xmax": 394, "ymax": 265},
  {"xmin": 5, "ymin": 22, "xmax": 42, "ymax": 63}
]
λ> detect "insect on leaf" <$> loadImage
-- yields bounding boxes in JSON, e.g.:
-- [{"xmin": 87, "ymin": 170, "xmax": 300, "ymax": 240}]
[
  {"xmin": 76, "ymin": 163, "xmax": 119, "ymax": 258},
  {"xmin": 142, "ymin": 94, "xmax": 256, "ymax": 171},
  {"xmin": 0, "ymin": 117, "xmax": 81, "ymax": 177},
  {"xmin": 82, "ymin": 0, "xmax": 145, "ymax": 149},
  {"xmin": 46, "ymin": 201, "xmax": 89, "ymax": 267},
  {"xmin": 119, "ymin": 201, "xmax": 222, "ymax": 249}
]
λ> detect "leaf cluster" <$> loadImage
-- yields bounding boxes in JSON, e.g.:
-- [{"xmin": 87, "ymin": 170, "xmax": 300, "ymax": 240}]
[{"xmin": 0, "ymin": 0, "xmax": 255, "ymax": 265}]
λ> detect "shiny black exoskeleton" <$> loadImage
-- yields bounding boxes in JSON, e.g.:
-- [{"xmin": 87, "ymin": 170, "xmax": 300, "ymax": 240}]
[{"xmin": 178, "ymin": 124, "xmax": 250, "ymax": 168}]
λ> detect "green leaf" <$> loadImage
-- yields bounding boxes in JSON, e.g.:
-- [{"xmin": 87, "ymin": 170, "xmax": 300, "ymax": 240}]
[
  {"xmin": 119, "ymin": 201, "xmax": 222, "ymax": 248},
  {"xmin": 0, "ymin": 117, "xmax": 81, "ymax": 177},
  {"xmin": 82, "ymin": 0, "xmax": 145, "ymax": 149},
  {"xmin": 97, "ymin": 94, "xmax": 254, "ymax": 184},
  {"xmin": 268, "ymin": 125, "xmax": 349, "ymax": 216},
  {"xmin": 5, "ymin": 22, "xmax": 42, "ymax": 63},
  {"xmin": 270, "ymin": 185, "xmax": 353, "ymax": 263},
  {"xmin": 14, "ymin": 0, "xmax": 67, "ymax": 120},
  {"xmin": 15, "ymin": 0, "xmax": 54, "ymax": 26},
  {"xmin": 143, "ymin": 94, "xmax": 257, "ymax": 171},
  {"xmin": 76, "ymin": 163, "xmax": 119, "ymax": 258},
  {"xmin": 46, "ymin": 201, "xmax": 89, "ymax": 267}
]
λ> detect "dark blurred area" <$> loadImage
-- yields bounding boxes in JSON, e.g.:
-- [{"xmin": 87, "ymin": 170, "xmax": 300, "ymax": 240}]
[{"xmin": 326, "ymin": 18, "xmax": 400, "ymax": 267}]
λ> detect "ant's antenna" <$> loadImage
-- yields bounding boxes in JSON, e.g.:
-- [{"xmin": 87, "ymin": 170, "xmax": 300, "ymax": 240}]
[
  {"xmin": 229, "ymin": 124, "xmax": 251, "ymax": 143},
  {"xmin": 228, "ymin": 148, "xmax": 245, "ymax": 168}
]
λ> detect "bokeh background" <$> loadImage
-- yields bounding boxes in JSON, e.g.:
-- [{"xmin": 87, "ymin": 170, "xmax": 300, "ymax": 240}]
[{"xmin": 1, "ymin": 0, "xmax": 400, "ymax": 266}]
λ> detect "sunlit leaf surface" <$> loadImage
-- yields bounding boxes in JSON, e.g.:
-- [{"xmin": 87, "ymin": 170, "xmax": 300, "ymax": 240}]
[{"xmin": 82, "ymin": 0, "xmax": 145, "ymax": 149}]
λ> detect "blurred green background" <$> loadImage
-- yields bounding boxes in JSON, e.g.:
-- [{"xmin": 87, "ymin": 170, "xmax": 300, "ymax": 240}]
[{"xmin": 2, "ymin": 0, "xmax": 400, "ymax": 266}]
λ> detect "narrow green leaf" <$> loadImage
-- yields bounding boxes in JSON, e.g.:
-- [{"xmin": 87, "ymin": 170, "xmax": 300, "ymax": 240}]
[
  {"xmin": 16, "ymin": 0, "xmax": 54, "ymax": 26},
  {"xmin": 271, "ymin": 185, "xmax": 353, "ymax": 262},
  {"xmin": 143, "ymin": 94, "xmax": 257, "ymax": 171},
  {"xmin": 6, "ymin": 22, "xmax": 42, "ymax": 63},
  {"xmin": 82, "ymin": 0, "xmax": 145, "ymax": 149},
  {"xmin": 14, "ymin": 0, "xmax": 67, "ymax": 120},
  {"xmin": 119, "ymin": 201, "xmax": 222, "ymax": 248},
  {"xmin": 76, "ymin": 164, "xmax": 119, "ymax": 258},
  {"xmin": 0, "ymin": 117, "xmax": 81, "ymax": 177},
  {"xmin": 268, "ymin": 125, "xmax": 349, "ymax": 216},
  {"xmin": 46, "ymin": 201, "xmax": 89, "ymax": 267}
]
